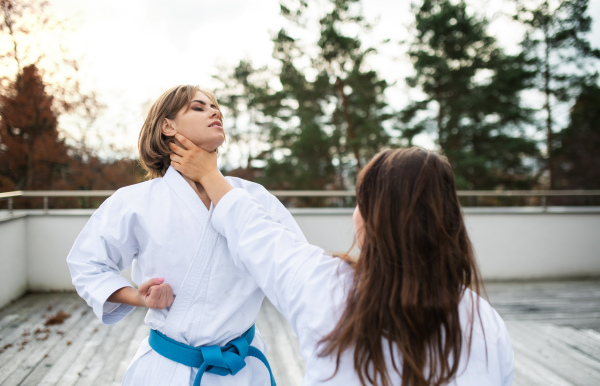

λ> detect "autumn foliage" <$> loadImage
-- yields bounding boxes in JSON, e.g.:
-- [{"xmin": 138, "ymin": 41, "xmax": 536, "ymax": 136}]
[
  {"xmin": 0, "ymin": 65, "xmax": 69, "ymax": 190},
  {"xmin": 0, "ymin": 65, "xmax": 143, "ymax": 206}
]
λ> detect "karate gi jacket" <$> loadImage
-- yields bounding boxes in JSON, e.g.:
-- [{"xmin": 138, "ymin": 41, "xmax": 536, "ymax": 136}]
[
  {"xmin": 67, "ymin": 167, "xmax": 306, "ymax": 385},
  {"xmin": 211, "ymin": 188, "xmax": 515, "ymax": 385}
]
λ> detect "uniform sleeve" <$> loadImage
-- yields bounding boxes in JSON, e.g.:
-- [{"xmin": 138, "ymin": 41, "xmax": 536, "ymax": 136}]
[
  {"xmin": 266, "ymin": 192, "xmax": 308, "ymax": 243},
  {"xmin": 212, "ymin": 189, "xmax": 348, "ymax": 343},
  {"xmin": 66, "ymin": 197, "xmax": 139, "ymax": 325}
]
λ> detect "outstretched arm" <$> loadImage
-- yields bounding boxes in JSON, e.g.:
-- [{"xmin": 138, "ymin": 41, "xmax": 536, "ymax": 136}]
[
  {"xmin": 169, "ymin": 132, "xmax": 232, "ymax": 205},
  {"xmin": 168, "ymin": 133, "xmax": 348, "ymax": 361}
]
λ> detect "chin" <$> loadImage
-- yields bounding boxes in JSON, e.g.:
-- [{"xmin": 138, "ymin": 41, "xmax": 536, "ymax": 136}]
[{"xmin": 200, "ymin": 138, "xmax": 225, "ymax": 153}]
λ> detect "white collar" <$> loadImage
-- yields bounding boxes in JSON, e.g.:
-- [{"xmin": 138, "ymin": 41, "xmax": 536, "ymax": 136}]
[{"xmin": 162, "ymin": 166, "xmax": 212, "ymax": 225}]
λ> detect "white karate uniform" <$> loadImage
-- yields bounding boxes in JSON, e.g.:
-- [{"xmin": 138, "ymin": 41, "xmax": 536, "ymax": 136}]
[
  {"xmin": 67, "ymin": 167, "xmax": 306, "ymax": 385},
  {"xmin": 212, "ymin": 189, "xmax": 515, "ymax": 385}
]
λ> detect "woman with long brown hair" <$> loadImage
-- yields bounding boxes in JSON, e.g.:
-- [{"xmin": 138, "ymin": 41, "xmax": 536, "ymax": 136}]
[{"xmin": 169, "ymin": 135, "xmax": 514, "ymax": 385}]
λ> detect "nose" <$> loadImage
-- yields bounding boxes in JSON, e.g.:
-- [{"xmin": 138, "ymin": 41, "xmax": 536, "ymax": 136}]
[{"xmin": 211, "ymin": 108, "xmax": 220, "ymax": 119}]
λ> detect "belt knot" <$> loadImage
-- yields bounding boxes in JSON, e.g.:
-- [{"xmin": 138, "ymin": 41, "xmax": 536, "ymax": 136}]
[
  {"xmin": 199, "ymin": 334, "xmax": 249, "ymax": 375},
  {"xmin": 149, "ymin": 325, "xmax": 275, "ymax": 386}
]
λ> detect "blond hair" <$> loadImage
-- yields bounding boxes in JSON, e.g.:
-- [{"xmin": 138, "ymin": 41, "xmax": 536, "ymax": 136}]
[{"xmin": 138, "ymin": 85, "xmax": 224, "ymax": 179}]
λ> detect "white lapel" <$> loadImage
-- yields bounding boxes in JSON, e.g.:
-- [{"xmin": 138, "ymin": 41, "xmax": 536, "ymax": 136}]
[
  {"xmin": 162, "ymin": 166, "xmax": 209, "ymax": 225},
  {"xmin": 161, "ymin": 166, "xmax": 221, "ymax": 339}
]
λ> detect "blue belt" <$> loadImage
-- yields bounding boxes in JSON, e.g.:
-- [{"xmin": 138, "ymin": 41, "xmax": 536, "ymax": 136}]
[{"xmin": 148, "ymin": 325, "xmax": 276, "ymax": 386}]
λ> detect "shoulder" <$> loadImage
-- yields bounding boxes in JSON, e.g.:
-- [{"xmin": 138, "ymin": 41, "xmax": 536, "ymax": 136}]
[
  {"xmin": 224, "ymin": 177, "xmax": 308, "ymax": 240},
  {"xmin": 99, "ymin": 178, "xmax": 161, "ymax": 213},
  {"xmin": 460, "ymin": 289, "xmax": 510, "ymax": 343},
  {"xmin": 225, "ymin": 176, "xmax": 294, "ymax": 220},
  {"xmin": 225, "ymin": 176, "xmax": 274, "ymax": 204}
]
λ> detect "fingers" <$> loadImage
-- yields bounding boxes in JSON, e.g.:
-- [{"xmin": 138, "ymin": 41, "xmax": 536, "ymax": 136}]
[
  {"xmin": 138, "ymin": 277, "xmax": 173, "ymax": 309},
  {"xmin": 138, "ymin": 277, "xmax": 164, "ymax": 294},
  {"xmin": 163, "ymin": 283, "xmax": 174, "ymax": 307},
  {"xmin": 145, "ymin": 283, "xmax": 174, "ymax": 309},
  {"xmin": 168, "ymin": 141, "xmax": 185, "ymax": 156},
  {"xmin": 174, "ymin": 132, "xmax": 197, "ymax": 149},
  {"xmin": 170, "ymin": 160, "xmax": 182, "ymax": 173},
  {"xmin": 169, "ymin": 152, "xmax": 182, "ymax": 164},
  {"xmin": 167, "ymin": 134, "xmax": 218, "ymax": 182}
]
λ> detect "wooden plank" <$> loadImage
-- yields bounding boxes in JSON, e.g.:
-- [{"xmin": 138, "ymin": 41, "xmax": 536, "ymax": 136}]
[
  {"xmin": 507, "ymin": 321, "xmax": 600, "ymax": 385},
  {"xmin": 73, "ymin": 308, "xmax": 146, "ymax": 386},
  {"xmin": 1, "ymin": 279, "xmax": 599, "ymax": 386},
  {"xmin": 34, "ymin": 309, "xmax": 100, "ymax": 386},
  {"xmin": 0, "ymin": 295, "xmax": 86, "ymax": 385},
  {"xmin": 0, "ymin": 293, "xmax": 71, "ymax": 352},
  {"xmin": 257, "ymin": 298, "xmax": 305, "ymax": 386},
  {"xmin": 14, "ymin": 306, "xmax": 92, "ymax": 385},
  {"xmin": 20, "ymin": 310, "xmax": 99, "ymax": 385},
  {"xmin": 511, "ymin": 345, "xmax": 574, "ymax": 386},
  {"xmin": 0, "ymin": 293, "xmax": 47, "ymax": 331},
  {"xmin": 92, "ymin": 308, "xmax": 149, "ymax": 385},
  {"xmin": 536, "ymin": 324, "xmax": 600, "ymax": 362},
  {"xmin": 581, "ymin": 329, "xmax": 600, "ymax": 345},
  {"xmin": 486, "ymin": 280, "xmax": 600, "ymax": 332},
  {"xmin": 56, "ymin": 317, "xmax": 110, "ymax": 385},
  {"xmin": 108, "ymin": 310, "xmax": 149, "ymax": 385},
  {"xmin": 19, "ymin": 306, "xmax": 97, "ymax": 386}
]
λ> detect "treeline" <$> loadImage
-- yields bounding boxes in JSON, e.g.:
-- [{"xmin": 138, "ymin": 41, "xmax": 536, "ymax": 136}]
[
  {"xmin": 216, "ymin": 0, "xmax": 600, "ymax": 205},
  {"xmin": 0, "ymin": 65, "xmax": 144, "ymax": 208},
  {"xmin": 0, "ymin": 65, "xmax": 144, "ymax": 192},
  {"xmin": 1, "ymin": 0, "xmax": 599, "ymax": 208}
]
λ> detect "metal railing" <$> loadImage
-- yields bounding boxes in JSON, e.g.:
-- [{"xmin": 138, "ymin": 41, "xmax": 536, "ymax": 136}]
[
  {"xmin": 0, "ymin": 190, "xmax": 115, "ymax": 213},
  {"xmin": 2, "ymin": 189, "xmax": 600, "ymax": 213}
]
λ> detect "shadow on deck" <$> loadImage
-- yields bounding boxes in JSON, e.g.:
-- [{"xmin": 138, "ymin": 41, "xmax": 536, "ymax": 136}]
[{"xmin": 1, "ymin": 280, "xmax": 600, "ymax": 385}]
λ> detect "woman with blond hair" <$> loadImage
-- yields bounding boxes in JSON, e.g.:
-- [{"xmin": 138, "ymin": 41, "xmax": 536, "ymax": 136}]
[
  {"xmin": 68, "ymin": 85, "xmax": 306, "ymax": 385},
  {"xmin": 170, "ymin": 138, "xmax": 515, "ymax": 386}
]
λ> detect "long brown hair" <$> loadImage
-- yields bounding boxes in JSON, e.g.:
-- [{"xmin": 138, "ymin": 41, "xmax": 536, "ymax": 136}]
[
  {"xmin": 320, "ymin": 147, "xmax": 484, "ymax": 385},
  {"xmin": 138, "ymin": 85, "xmax": 223, "ymax": 179}
]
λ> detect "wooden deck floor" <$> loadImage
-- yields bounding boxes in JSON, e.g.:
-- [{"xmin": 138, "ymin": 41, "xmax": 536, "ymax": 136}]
[
  {"xmin": 1, "ymin": 280, "xmax": 599, "ymax": 385},
  {"xmin": 486, "ymin": 280, "xmax": 600, "ymax": 386}
]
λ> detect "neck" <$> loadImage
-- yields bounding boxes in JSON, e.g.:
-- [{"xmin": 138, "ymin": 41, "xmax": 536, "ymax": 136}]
[{"xmin": 181, "ymin": 173, "xmax": 211, "ymax": 209}]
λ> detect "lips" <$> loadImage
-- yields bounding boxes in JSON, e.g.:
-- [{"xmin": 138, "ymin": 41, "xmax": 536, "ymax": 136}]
[{"xmin": 209, "ymin": 120, "xmax": 223, "ymax": 129}]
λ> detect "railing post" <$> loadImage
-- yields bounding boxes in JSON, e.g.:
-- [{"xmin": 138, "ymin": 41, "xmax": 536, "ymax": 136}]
[
  {"xmin": 43, "ymin": 196, "xmax": 49, "ymax": 213},
  {"xmin": 541, "ymin": 195, "xmax": 547, "ymax": 212},
  {"xmin": 8, "ymin": 197, "xmax": 13, "ymax": 214}
]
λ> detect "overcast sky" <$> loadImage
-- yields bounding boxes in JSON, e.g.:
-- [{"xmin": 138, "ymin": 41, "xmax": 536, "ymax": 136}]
[{"xmin": 48, "ymin": 0, "xmax": 600, "ymax": 164}]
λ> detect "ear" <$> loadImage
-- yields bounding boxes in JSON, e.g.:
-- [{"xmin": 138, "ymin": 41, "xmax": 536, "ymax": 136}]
[{"xmin": 162, "ymin": 118, "xmax": 176, "ymax": 137}]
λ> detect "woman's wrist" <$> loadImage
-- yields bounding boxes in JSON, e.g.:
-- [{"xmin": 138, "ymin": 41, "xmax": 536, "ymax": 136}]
[
  {"xmin": 108, "ymin": 286, "xmax": 144, "ymax": 307},
  {"xmin": 200, "ymin": 170, "xmax": 233, "ymax": 205},
  {"xmin": 198, "ymin": 169, "xmax": 222, "ymax": 185}
]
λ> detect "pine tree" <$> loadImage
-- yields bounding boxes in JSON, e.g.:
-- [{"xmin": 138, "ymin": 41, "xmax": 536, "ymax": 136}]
[
  {"xmin": 554, "ymin": 82, "xmax": 600, "ymax": 192},
  {"xmin": 402, "ymin": 0, "xmax": 539, "ymax": 190},
  {"xmin": 0, "ymin": 64, "xmax": 70, "ymax": 191},
  {"xmin": 216, "ymin": 0, "xmax": 391, "ymax": 205},
  {"xmin": 271, "ymin": 0, "xmax": 392, "ymax": 194},
  {"xmin": 213, "ymin": 59, "xmax": 275, "ymax": 171},
  {"xmin": 514, "ymin": 0, "xmax": 600, "ymax": 189}
]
